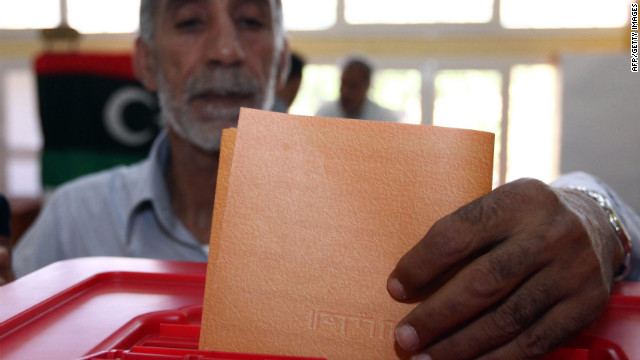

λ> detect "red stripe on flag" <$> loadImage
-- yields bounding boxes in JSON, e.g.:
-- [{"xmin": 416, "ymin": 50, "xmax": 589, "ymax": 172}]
[{"xmin": 35, "ymin": 52, "xmax": 137, "ymax": 81}]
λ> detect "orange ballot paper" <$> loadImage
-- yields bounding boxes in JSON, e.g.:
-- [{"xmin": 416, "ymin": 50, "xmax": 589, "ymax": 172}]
[{"xmin": 200, "ymin": 108, "xmax": 495, "ymax": 359}]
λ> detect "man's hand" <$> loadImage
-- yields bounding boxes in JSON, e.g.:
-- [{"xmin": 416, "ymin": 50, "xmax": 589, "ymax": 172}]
[
  {"xmin": 388, "ymin": 178, "xmax": 623, "ymax": 359},
  {"xmin": 0, "ymin": 195, "xmax": 15, "ymax": 285}
]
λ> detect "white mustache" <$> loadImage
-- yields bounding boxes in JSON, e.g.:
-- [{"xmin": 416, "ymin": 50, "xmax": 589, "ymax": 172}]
[{"xmin": 184, "ymin": 67, "xmax": 260, "ymax": 98}]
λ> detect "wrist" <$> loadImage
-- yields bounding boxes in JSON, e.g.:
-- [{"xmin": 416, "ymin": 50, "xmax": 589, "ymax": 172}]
[{"xmin": 569, "ymin": 186, "xmax": 631, "ymax": 281}]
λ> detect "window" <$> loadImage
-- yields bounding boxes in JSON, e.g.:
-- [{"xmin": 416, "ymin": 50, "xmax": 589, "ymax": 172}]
[
  {"xmin": 0, "ymin": 0, "xmax": 338, "ymax": 33},
  {"xmin": 289, "ymin": 65, "xmax": 340, "ymax": 116},
  {"xmin": 7, "ymin": 159, "xmax": 40, "ymax": 197},
  {"xmin": 2, "ymin": 66, "xmax": 42, "ymax": 197},
  {"xmin": 506, "ymin": 65, "xmax": 558, "ymax": 183},
  {"xmin": 432, "ymin": 65, "xmax": 559, "ymax": 187},
  {"xmin": 281, "ymin": 0, "xmax": 337, "ymax": 31},
  {"xmin": 67, "ymin": 0, "xmax": 140, "ymax": 34},
  {"xmin": 290, "ymin": 65, "xmax": 421, "ymax": 124},
  {"xmin": 501, "ymin": 0, "xmax": 629, "ymax": 29},
  {"xmin": 345, "ymin": 0, "xmax": 494, "ymax": 25},
  {"xmin": 433, "ymin": 70, "xmax": 503, "ymax": 185},
  {"xmin": 0, "ymin": 0, "xmax": 628, "ymax": 32},
  {"xmin": 5, "ymin": 69, "xmax": 41, "ymax": 151},
  {"xmin": 369, "ymin": 69, "xmax": 422, "ymax": 124},
  {"xmin": 0, "ymin": 0, "xmax": 60, "ymax": 29}
]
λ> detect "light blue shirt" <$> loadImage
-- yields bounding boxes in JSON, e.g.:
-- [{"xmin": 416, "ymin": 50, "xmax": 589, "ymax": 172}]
[{"xmin": 13, "ymin": 131, "xmax": 208, "ymax": 278}]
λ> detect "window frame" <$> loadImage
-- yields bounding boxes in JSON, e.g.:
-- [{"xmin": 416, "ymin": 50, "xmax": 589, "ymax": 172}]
[{"xmin": 417, "ymin": 56, "xmax": 558, "ymax": 186}]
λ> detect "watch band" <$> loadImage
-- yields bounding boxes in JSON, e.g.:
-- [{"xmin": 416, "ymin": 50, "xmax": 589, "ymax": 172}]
[{"xmin": 570, "ymin": 186, "xmax": 632, "ymax": 281}]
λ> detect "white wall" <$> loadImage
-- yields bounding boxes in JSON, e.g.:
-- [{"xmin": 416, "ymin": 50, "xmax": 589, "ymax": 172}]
[{"xmin": 560, "ymin": 52, "xmax": 640, "ymax": 213}]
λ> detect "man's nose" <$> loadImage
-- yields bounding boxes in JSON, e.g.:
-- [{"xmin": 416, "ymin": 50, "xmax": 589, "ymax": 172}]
[{"xmin": 204, "ymin": 16, "xmax": 245, "ymax": 66}]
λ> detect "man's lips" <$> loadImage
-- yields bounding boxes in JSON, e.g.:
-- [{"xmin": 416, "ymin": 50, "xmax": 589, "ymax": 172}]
[{"xmin": 190, "ymin": 91, "xmax": 255, "ymax": 105}]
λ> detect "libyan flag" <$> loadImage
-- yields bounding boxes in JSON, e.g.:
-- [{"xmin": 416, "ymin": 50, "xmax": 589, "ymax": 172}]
[{"xmin": 35, "ymin": 52, "xmax": 161, "ymax": 187}]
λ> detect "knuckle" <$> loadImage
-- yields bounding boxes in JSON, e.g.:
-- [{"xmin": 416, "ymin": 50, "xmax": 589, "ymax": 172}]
[
  {"xmin": 490, "ymin": 283, "xmax": 555, "ymax": 340},
  {"xmin": 501, "ymin": 178, "xmax": 560, "ymax": 211},
  {"xmin": 428, "ymin": 219, "xmax": 473, "ymax": 260},
  {"xmin": 452, "ymin": 195, "xmax": 487, "ymax": 225},
  {"xmin": 393, "ymin": 246, "xmax": 435, "ymax": 289},
  {"xmin": 467, "ymin": 263, "xmax": 504, "ymax": 300},
  {"xmin": 454, "ymin": 178, "xmax": 561, "ymax": 234},
  {"xmin": 466, "ymin": 242, "xmax": 538, "ymax": 303},
  {"xmin": 490, "ymin": 240, "xmax": 537, "ymax": 279},
  {"xmin": 490, "ymin": 283, "xmax": 563, "ymax": 357},
  {"xmin": 489, "ymin": 301, "xmax": 529, "ymax": 339},
  {"xmin": 516, "ymin": 330, "xmax": 557, "ymax": 359},
  {"xmin": 516, "ymin": 322, "xmax": 568, "ymax": 359},
  {"xmin": 509, "ymin": 177, "xmax": 548, "ymax": 194}
]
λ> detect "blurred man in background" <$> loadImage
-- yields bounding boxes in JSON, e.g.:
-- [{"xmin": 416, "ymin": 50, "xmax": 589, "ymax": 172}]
[
  {"xmin": 316, "ymin": 56, "xmax": 398, "ymax": 122},
  {"xmin": 272, "ymin": 51, "xmax": 305, "ymax": 113}
]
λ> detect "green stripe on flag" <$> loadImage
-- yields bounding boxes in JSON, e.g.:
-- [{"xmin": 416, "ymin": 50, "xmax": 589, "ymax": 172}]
[{"xmin": 42, "ymin": 149, "xmax": 146, "ymax": 187}]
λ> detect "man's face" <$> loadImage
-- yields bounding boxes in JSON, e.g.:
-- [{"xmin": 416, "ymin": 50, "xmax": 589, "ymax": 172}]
[
  {"xmin": 141, "ymin": 0, "xmax": 285, "ymax": 151},
  {"xmin": 339, "ymin": 66, "xmax": 369, "ymax": 118}
]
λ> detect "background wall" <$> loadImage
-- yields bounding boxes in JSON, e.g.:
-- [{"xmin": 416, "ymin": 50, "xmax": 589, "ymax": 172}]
[{"xmin": 560, "ymin": 52, "xmax": 640, "ymax": 213}]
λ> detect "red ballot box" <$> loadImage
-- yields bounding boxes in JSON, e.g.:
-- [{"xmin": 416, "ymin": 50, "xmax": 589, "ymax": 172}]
[{"xmin": 0, "ymin": 257, "xmax": 637, "ymax": 360}]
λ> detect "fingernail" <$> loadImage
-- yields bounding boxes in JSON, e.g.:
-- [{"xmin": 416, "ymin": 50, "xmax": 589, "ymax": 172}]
[
  {"xmin": 387, "ymin": 277, "xmax": 406, "ymax": 300},
  {"xmin": 395, "ymin": 324, "xmax": 419, "ymax": 351},
  {"xmin": 412, "ymin": 354, "xmax": 432, "ymax": 360}
]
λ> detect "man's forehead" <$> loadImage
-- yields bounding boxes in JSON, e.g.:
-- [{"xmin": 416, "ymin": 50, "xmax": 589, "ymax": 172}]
[{"xmin": 161, "ymin": 0, "xmax": 274, "ymax": 13}]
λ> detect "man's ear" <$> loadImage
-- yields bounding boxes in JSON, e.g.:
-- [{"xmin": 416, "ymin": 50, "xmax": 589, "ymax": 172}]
[
  {"xmin": 133, "ymin": 37, "xmax": 159, "ymax": 92},
  {"xmin": 275, "ymin": 41, "xmax": 291, "ymax": 90}
]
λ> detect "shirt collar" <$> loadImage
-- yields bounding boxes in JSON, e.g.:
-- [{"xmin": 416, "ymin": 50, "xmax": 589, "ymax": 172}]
[{"xmin": 126, "ymin": 130, "xmax": 193, "ymax": 243}]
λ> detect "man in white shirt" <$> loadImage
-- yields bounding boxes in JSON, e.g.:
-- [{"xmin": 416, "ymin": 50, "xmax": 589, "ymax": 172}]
[{"xmin": 316, "ymin": 57, "xmax": 399, "ymax": 122}]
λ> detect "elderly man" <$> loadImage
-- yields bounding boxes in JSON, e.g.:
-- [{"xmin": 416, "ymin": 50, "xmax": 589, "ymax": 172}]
[
  {"xmin": 14, "ymin": 0, "xmax": 290, "ymax": 270},
  {"xmin": 8, "ymin": 1, "xmax": 640, "ymax": 360}
]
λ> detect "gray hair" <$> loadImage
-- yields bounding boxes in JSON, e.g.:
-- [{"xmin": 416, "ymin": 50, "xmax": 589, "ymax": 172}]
[
  {"xmin": 139, "ymin": 0, "xmax": 284, "ymax": 46},
  {"xmin": 139, "ymin": 0, "xmax": 157, "ymax": 44}
]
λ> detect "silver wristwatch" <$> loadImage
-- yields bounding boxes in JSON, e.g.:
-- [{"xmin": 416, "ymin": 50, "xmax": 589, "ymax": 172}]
[{"xmin": 570, "ymin": 186, "xmax": 632, "ymax": 281}]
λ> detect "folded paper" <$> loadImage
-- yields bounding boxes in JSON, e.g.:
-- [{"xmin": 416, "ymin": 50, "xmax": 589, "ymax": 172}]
[{"xmin": 200, "ymin": 108, "xmax": 494, "ymax": 359}]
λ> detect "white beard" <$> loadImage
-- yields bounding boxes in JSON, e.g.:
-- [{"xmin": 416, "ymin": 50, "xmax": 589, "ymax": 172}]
[{"xmin": 156, "ymin": 64, "xmax": 277, "ymax": 152}]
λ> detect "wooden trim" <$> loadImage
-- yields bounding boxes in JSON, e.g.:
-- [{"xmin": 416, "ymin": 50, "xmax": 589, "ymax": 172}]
[
  {"xmin": 0, "ymin": 28, "xmax": 627, "ymax": 58},
  {"xmin": 290, "ymin": 32, "xmax": 627, "ymax": 58}
]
